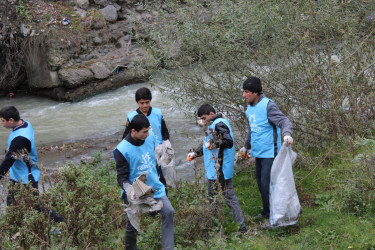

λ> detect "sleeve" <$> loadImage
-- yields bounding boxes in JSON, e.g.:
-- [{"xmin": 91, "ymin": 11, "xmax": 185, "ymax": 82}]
[
  {"xmin": 0, "ymin": 136, "xmax": 31, "ymax": 180},
  {"xmin": 114, "ymin": 149, "xmax": 130, "ymax": 189},
  {"xmin": 195, "ymin": 144, "xmax": 204, "ymax": 157},
  {"xmin": 161, "ymin": 117, "xmax": 170, "ymax": 141},
  {"xmin": 215, "ymin": 122, "xmax": 234, "ymax": 149},
  {"xmin": 244, "ymin": 124, "xmax": 251, "ymax": 150},
  {"xmin": 267, "ymin": 102, "xmax": 293, "ymax": 136},
  {"xmin": 122, "ymin": 118, "xmax": 131, "ymax": 139}
]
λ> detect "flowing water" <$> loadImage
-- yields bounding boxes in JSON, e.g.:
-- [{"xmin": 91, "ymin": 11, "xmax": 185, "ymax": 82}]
[{"xmin": 0, "ymin": 82, "xmax": 204, "ymax": 182}]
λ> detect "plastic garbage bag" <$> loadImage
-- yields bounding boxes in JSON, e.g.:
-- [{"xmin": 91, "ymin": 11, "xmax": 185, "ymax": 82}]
[
  {"xmin": 155, "ymin": 140, "xmax": 177, "ymax": 187},
  {"xmin": 269, "ymin": 143, "xmax": 301, "ymax": 228},
  {"xmin": 125, "ymin": 174, "xmax": 163, "ymax": 232}
]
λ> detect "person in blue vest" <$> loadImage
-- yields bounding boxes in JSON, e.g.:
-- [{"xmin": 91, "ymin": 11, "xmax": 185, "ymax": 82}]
[
  {"xmin": 187, "ymin": 104, "xmax": 247, "ymax": 233},
  {"xmin": 0, "ymin": 105, "xmax": 64, "ymax": 222},
  {"xmin": 241, "ymin": 76, "xmax": 293, "ymax": 228},
  {"xmin": 114, "ymin": 114, "xmax": 174, "ymax": 249},
  {"xmin": 122, "ymin": 87, "xmax": 171, "ymax": 187}
]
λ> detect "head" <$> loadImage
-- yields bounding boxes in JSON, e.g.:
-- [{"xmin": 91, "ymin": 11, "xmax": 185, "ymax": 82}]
[
  {"xmin": 135, "ymin": 87, "xmax": 152, "ymax": 114},
  {"xmin": 129, "ymin": 114, "xmax": 151, "ymax": 141},
  {"xmin": 242, "ymin": 76, "xmax": 262, "ymax": 105},
  {"xmin": 0, "ymin": 105, "xmax": 20, "ymax": 129},
  {"xmin": 197, "ymin": 104, "xmax": 216, "ymax": 125}
]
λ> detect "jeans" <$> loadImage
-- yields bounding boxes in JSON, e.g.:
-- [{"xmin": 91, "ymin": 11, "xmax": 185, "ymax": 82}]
[
  {"xmin": 255, "ymin": 157, "xmax": 274, "ymax": 218},
  {"xmin": 125, "ymin": 195, "xmax": 174, "ymax": 250}
]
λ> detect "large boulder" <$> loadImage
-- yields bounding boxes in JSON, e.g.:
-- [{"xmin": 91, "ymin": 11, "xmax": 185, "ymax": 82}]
[
  {"xmin": 90, "ymin": 62, "xmax": 111, "ymax": 79},
  {"xmin": 58, "ymin": 67, "xmax": 94, "ymax": 88}
]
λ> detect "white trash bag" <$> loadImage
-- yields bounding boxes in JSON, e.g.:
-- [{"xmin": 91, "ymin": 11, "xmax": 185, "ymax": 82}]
[
  {"xmin": 269, "ymin": 143, "xmax": 301, "ymax": 228},
  {"xmin": 155, "ymin": 140, "xmax": 177, "ymax": 187}
]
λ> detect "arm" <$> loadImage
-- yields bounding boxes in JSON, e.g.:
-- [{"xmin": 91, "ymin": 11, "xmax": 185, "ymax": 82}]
[
  {"xmin": 0, "ymin": 136, "xmax": 31, "ymax": 180},
  {"xmin": 215, "ymin": 122, "xmax": 233, "ymax": 149},
  {"xmin": 122, "ymin": 119, "xmax": 131, "ymax": 139},
  {"xmin": 114, "ymin": 149, "xmax": 130, "ymax": 188},
  {"xmin": 244, "ymin": 123, "xmax": 251, "ymax": 150},
  {"xmin": 267, "ymin": 102, "xmax": 292, "ymax": 136},
  {"xmin": 195, "ymin": 144, "xmax": 204, "ymax": 157},
  {"xmin": 161, "ymin": 117, "xmax": 170, "ymax": 141}
]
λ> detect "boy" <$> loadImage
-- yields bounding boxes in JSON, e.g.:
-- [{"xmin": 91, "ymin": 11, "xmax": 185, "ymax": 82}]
[
  {"xmin": 122, "ymin": 87, "xmax": 172, "ymax": 186},
  {"xmin": 0, "ymin": 105, "xmax": 64, "ymax": 222},
  {"xmin": 241, "ymin": 76, "xmax": 293, "ymax": 229},
  {"xmin": 187, "ymin": 104, "xmax": 247, "ymax": 233},
  {"xmin": 114, "ymin": 114, "xmax": 174, "ymax": 249}
]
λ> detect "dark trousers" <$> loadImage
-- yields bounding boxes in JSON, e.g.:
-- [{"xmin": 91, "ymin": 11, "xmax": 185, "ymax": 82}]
[
  {"xmin": 7, "ymin": 179, "xmax": 64, "ymax": 223},
  {"xmin": 125, "ymin": 195, "xmax": 174, "ymax": 250},
  {"xmin": 255, "ymin": 157, "xmax": 274, "ymax": 218},
  {"xmin": 207, "ymin": 179, "xmax": 246, "ymax": 228}
]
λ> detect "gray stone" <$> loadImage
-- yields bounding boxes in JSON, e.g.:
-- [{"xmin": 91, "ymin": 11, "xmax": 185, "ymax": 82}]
[
  {"xmin": 93, "ymin": 36, "xmax": 102, "ymax": 45},
  {"xmin": 90, "ymin": 62, "xmax": 111, "ymax": 79},
  {"xmin": 79, "ymin": 54, "xmax": 86, "ymax": 61},
  {"xmin": 74, "ymin": 0, "xmax": 89, "ymax": 10},
  {"xmin": 75, "ymin": 8, "xmax": 87, "ymax": 18},
  {"xmin": 123, "ymin": 34, "xmax": 131, "ymax": 41},
  {"xmin": 99, "ymin": 5, "xmax": 118, "ymax": 22},
  {"xmin": 94, "ymin": 0, "xmax": 109, "ymax": 7},
  {"xmin": 58, "ymin": 67, "xmax": 94, "ymax": 88},
  {"xmin": 135, "ymin": 5, "xmax": 145, "ymax": 13}
]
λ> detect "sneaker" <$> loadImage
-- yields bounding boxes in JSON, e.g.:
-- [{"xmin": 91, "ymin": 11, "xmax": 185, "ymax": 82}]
[
  {"xmin": 239, "ymin": 224, "xmax": 247, "ymax": 233},
  {"xmin": 252, "ymin": 213, "xmax": 267, "ymax": 220},
  {"xmin": 261, "ymin": 220, "xmax": 271, "ymax": 230}
]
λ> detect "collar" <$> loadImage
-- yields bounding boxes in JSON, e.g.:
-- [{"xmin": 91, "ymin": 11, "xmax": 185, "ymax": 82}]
[
  {"xmin": 125, "ymin": 133, "xmax": 145, "ymax": 146},
  {"xmin": 136, "ymin": 107, "xmax": 153, "ymax": 116},
  {"xmin": 13, "ymin": 119, "xmax": 26, "ymax": 131}
]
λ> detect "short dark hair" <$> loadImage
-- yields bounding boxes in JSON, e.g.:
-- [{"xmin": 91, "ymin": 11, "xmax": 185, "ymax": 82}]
[
  {"xmin": 135, "ymin": 87, "xmax": 152, "ymax": 102},
  {"xmin": 197, "ymin": 104, "xmax": 216, "ymax": 117},
  {"xmin": 242, "ymin": 76, "xmax": 262, "ymax": 94},
  {"xmin": 129, "ymin": 114, "xmax": 150, "ymax": 132},
  {"xmin": 0, "ymin": 105, "xmax": 20, "ymax": 121}
]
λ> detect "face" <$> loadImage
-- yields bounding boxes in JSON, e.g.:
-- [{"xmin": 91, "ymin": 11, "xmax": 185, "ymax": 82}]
[
  {"xmin": 1, "ymin": 118, "xmax": 14, "ymax": 129},
  {"xmin": 137, "ymin": 99, "xmax": 151, "ymax": 114},
  {"xmin": 132, "ymin": 127, "xmax": 150, "ymax": 141},
  {"xmin": 242, "ymin": 90, "xmax": 258, "ymax": 105},
  {"xmin": 199, "ymin": 112, "xmax": 216, "ymax": 125}
]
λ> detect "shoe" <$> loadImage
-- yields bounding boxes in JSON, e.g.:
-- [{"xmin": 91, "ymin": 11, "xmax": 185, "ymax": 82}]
[
  {"xmin": 252, "ymin": 213, "xmax": 267, "ymax": 220},
  {"xmin": 261, "ymin": 220, "xmax": 271, "ymax": 230},
  {"xmin": 239, "ymin": 224, "xmax": 247, "ymax": 233}
]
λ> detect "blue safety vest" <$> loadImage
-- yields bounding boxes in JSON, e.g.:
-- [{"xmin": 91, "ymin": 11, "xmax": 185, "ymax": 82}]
[
  {"xmin": 127, "ymin": 108, "xmax": 163, "ymax": 145},
  {"xmin": 7, "ymin": 121, "xmax": 40, "ymax": 184},
  {"xmin": 203, "ymin": 117, "xmax": 235, "ymax": 180},
  {"xmin": 246, "ymin": 97, "xmax": 281, "ymax": 158},
  {"xmin": 114, "ymin": 130, "xmax": 166, "ymax": 199}
]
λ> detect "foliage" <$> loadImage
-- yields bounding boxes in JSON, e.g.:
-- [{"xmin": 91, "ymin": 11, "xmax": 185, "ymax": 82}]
[{"xmin": 140, "ymin": 0, "xmax": 375, "ymax": 148}]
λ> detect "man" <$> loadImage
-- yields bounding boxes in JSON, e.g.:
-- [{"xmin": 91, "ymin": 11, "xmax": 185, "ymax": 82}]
[
  {"xmin": 0, "ymin": 105, "xmax": 63, "ymax": 222},
  {"xmin": 187, "ymin": 104, "xmax": 247, "ymax": 233},
  {"xmin": 114, "ymin": 114, "xmax": 174, "ymax": 249},
  {"xmin": 122, "ymin": 87, "xmax": 172, "ymax": 186},
  {"xmin": 241, "ymin": 76, "xmax": 293, "ymax": 228}
]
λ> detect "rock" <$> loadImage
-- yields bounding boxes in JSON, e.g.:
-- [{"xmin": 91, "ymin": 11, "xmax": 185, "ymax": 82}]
[
  {"xmin": 93, "ymin": 36, "xmax": 102, "ymax": 45},
  {"xmin": 135, "ymin": 5, "xmax": 145, "ymax": 13},
  {"xmin": 74, "ymin": 0, "xmax": 89, "ymax": 10},
  {"xmin": 99, "ymin": 5, "xmax": 118, "ymax": 22},
  {"xmin": 20, "ymin": 23, "xmax": 30, "ymax": 37},
  {"xmin": 90, "ymin": 62, "xmax": 111, "ymax": 79},
  {"xmin": 58, "ymin": 67, "xmax": 94, "ymax": 88},
  {"xmin": 75, "ymin": 8, "xmax": 87, "ymax": 18},
  {"xmin": 94, "ymin": 0, "xmax": 109, "ymax": 6}
]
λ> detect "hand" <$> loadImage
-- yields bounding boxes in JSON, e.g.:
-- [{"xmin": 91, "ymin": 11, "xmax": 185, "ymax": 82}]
[
  {"xmin": 187, "ymin": 152, "xmax": 196, "ymax": 161},
  {"xmin": 240, "ymin": 147, "xmax": 247, "ymax": 155},
  {"xmin": 238, "ymin": 147, "xmax": 251, "ymax": 159},
  {"xmin": 283, "ymin": 135, "xmax": 294, "ymax": 146},
  {"xmin": 123, "ymin": 183, "xmax": 133, "ymax": 199},
  {"xmin": 205, "ymin": 141, "xmax": 213, "ymax": 150}
]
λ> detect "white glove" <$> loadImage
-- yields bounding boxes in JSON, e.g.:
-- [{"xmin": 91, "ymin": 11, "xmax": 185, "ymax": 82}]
[
  {"xmin": 240, "ymin": 147, "xmax": 247, "ymax": 154},
  {"xmin": 283, "ymin": 135, "xmax": 294, "ymax": 145},
  {"xmin": 123, "ymin": 183, "xmax": 134, "ymax": 200},
  {"xmin": 187, "ymin": 152, "xmax": 196, "ymax": 161},
  {"xmin": 205, "ymin": 141, "xmax": 213, "ymax": 150}
]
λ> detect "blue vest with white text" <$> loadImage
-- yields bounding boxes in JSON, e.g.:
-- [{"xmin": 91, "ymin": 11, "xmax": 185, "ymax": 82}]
[
  {"xmin": 8, "ymin": 121, "xmax": 40, "ymax": 184},
  {"xmin": 203, "ymin": 118, "xmax": 235, "ymax": 180},
  {"xmin": 114, "ymin": 130, "xmax": 166, "ymax": 198},
  {"xmin": 246, "ymin": 97, "xmax": 281, "ymax": 158},
  {"xmin": 128, "ymin": 108, "xmax": 163, "ymax": 145}
]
